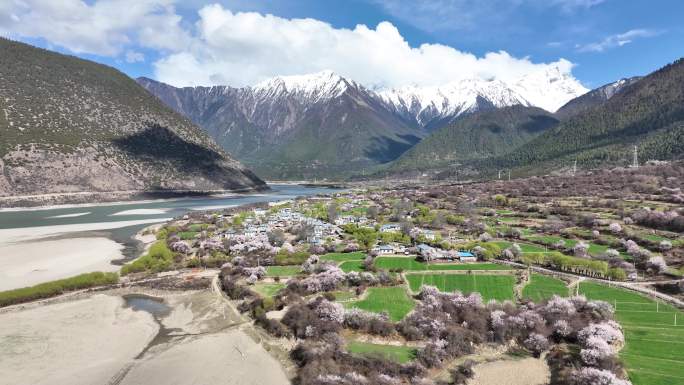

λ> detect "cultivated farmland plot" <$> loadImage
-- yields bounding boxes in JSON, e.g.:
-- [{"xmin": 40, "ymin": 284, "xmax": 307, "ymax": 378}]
[
  {"xmin": 374, "ymin": 257, "xmax": 511, "ymax": 271},
  {"xmin": 579, "ymin": 282, "xmax": 684, "ymax": 385},
  {"xmin": 406, "ymin": 274, "xmax": 516, "ymax": 302},
  {"xmin": 346, "ymin": 340, "xmax": 417, "ymax": 363},
  {"xmin": 266, "ymin": 265, "xmax": 301, "ymax": 277},
  {"xmin": 522, "ymin": 274, "xmax": 569, "ymax": 302},
  {"xmin": 344, "ymin": 286, "xmax": 415, "ymax": 321}
]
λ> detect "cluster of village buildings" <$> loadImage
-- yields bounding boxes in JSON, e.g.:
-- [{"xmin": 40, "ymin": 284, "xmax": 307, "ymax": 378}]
[{"xmin": 187, "ymin": 192, "xmax": 481, "ymax": 263}]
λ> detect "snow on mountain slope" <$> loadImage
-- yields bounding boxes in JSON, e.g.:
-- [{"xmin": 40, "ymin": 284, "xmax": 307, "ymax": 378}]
[
  {"xmin": 252, "ymin": 70, "xmax": 360, "ymax": 103},
  {"xmin": 377, "ymin": 65, "xmax": 587, "ymax": 128}
]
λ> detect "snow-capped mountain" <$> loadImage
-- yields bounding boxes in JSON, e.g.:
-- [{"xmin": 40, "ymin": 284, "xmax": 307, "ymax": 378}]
[
  {"xmin": 377, "ymin": 65, "xmax": 587, "ymax": 129},
  {"xmin": 137, "ymin": 71, "xmax": 420, "ymax": 180},
  {"xmin": 138, "ymin": 68, "xmax": 587, "ymax": 179},
  {"xmin": 251, "ymin": 70, "xmax": 360, "ymax": 103}
]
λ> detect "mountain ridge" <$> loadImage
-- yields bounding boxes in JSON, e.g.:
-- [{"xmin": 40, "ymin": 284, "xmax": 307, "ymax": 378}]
[
  {"xmin": 138, "ymin": 68, "xmax": 586, "ymax": 179},
  {"xmin": 0, "ymin": 38, "xmax": 266, "ymax": 198}
]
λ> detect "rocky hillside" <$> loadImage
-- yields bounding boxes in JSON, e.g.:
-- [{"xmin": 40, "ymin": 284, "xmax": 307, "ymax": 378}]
[
  {"xmin": 138, "ymin": 72, "xmax": 422, "ymax": 179},
  {"xmin": 0, "ymin": 39, "xmax": 265, "ymax": 198},
  {"xmin": 386, "ymin": 105, "xmax": 558, "ymax": 173},
  {"xmin": 139, "ymin": 68, "xmax": 585, "ymax": 179}
]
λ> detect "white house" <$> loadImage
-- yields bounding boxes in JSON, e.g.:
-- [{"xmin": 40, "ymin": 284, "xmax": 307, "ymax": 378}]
[
  {"xmin": 380, "ymin": 223, "xmax": 401, "ymax": 233},
  {"xmin": 422, "ymin": 230, "xmax": 437, "ymax": 241},
  {"xmin": 458, "ymin": 252, "xmax": 477, "ymax": 262},
  {"xmin": 244, "ymin": 226, "xmax": 258, "ymax": 237},
  {"xmin": 334, "ymin": 215, "xmax": 356, "ymax": 226},
  {"xmin": 416, "ymin": 244, "xmax": 448, "ymax": 261},
  {"xmin": 373, "ymin": 244, "xmax": 395, "ymax": 255}
]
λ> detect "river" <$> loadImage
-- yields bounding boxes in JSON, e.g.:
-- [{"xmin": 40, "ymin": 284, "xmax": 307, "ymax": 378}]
[{"xmin": 0, "ymin": 184, "xmax": 339, "ymax": 291}]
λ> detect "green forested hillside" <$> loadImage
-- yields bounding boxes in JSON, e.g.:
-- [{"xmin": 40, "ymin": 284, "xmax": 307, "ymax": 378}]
[
  {"xmin": 488, "ymin": 58, "xmax": 684, "ymax": 173},
  {"xmin": 386, "ymin": 105, "xmax": 558, "ymax": 172}
]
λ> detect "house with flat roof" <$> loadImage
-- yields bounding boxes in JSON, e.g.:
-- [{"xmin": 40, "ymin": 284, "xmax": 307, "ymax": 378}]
[{"xmin": 380, "ymin": 223, "xmax": 401, "ymax": 233}]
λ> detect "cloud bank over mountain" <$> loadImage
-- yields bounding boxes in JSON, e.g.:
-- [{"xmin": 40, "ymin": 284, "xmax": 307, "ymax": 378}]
[{"xmin": 1, "ymin": 1, "xmax": 583, "ymax": 90}]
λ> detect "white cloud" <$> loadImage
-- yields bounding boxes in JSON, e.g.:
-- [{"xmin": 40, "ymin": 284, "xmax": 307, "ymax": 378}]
[
  {"xmin": 125, "ymin": 50, "xmax": 145, "ymax": 63},
  {"xmin": 0, "ymin": 1, "xmax": 583, "ymax": 90},
  {"xmin": 577, "ymin": 29, "xmax": 660, "ymax": 52},
  {"xmin": 153, "ymin": 5, "xmax": 578, "ymax": 88},
  {"xmin": 0, "ymin": 0, "xmax": 190, "ymax": 56}
]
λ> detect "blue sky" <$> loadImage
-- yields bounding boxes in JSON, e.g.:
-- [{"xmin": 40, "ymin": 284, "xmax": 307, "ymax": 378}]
[{"xmin": 1, "ymin": 0, "xmax": 682, "ymax": 89}]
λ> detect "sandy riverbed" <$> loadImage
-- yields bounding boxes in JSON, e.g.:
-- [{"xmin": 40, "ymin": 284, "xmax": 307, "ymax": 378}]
[
  {"xmin": 0, "ymin": 290, "xmax": 290, "ymax": 385},
  {"xmin": 0, "ymin": 237, "xmax": 123, "ymax": 291},
  {"xmin": 0, "ymin": 219, "xmax": 169, "ymax": 290},
  {"xmin": 0, "ymin": 294, "xmax": 157, "ymax": 385}
]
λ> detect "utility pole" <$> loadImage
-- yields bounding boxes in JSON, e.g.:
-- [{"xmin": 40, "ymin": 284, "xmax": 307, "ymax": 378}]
[
  {"xmin": 632, "ymin": 145, "xmax": 639, "ymax": 168},
  {"xmin": 573, "ymin": 160, "xmax": 577, "ymax": 176},
  {"xmin": 498, "ymin": 170, "xmax": 502, "ymax": 180},
  {"xmin": 508, "ymin": 170, "xmax": 511, "ymax": 181}
]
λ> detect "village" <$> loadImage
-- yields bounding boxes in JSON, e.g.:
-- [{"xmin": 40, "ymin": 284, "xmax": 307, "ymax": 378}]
[{"xmin": 111, "ymin": 164, "xmax": 684, "ymax": 385}]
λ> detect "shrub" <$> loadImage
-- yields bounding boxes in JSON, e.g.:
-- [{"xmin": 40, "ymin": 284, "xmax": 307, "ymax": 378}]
[
  {"xmin": 0, "ymin": 272, "xmax": 118, "ymax": 307},
  {"xmin": 121, "ymin": 241, "xmax": 175, "ymax": 275}
]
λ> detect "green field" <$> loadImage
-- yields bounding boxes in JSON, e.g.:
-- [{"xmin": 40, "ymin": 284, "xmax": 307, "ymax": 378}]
[
  {"xmin": 266, "ymin": 265, "xmax": 301, "ymax": 277},
  {"xmin": 339, "ymin": 260, "xmax": 365, "ymax": 273},
  {"xmin": 320, "ymin": 251, "xmax": 367, "ymax": 262},
  {"xmin": 252, "ymin": 282, "xmax": 285, "ymax": 297},
  {"xmin": 345, "ymin": 286, "xmax": 415, "ymax": 321},
  {"xmin": 330, "ymin": 290, "xmax": 358, "ymax": 302},
  {"xmin": 374, "ymin": 257, "xmax": 511, "ymax": 272},
  {"xmin": 177, "ymin": 231, "xmax": 198, "ymax": 240},
  {"xmin": 493, "ymin": 241, "xmax": 547, "ymax": 253},
  {"xmin": 406, "ymin": 274, "xmax": 515, "ymax": 302},
  {"xmin": 347, "ymin": 340, "xmax": 417, "ymax": 363},
  {"xmin": 522, "ymin": 274, "xmax": 568, "ymax": 302},
  {"xmin": 579, "ymin": 282, "xmax": 684, "ymax": 385}
]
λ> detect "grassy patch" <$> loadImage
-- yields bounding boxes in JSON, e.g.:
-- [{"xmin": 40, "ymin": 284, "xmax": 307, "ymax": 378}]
[
  {"xmin": 330, "ymin": 290, "xmax": 358, "ymax": 302},
  {"xmin": 406, "ymin": 274, "xmax": 515, "ymax": 302},
  {"xmin": 579, "ymin": 282, "xmax": 684, "ymax": 385},
  {"xmin": 0, "ymin": 272, "xmax": 119, "ymax": 307},
  {"xmin": 252, "ymin": 282, "xmax": 285, "ymax": 297},
  {"xmin": 121, "ymin": 241, "xmax": 175, "ymax": 276},
  {"xmin": 522, "ymin": 274, "xmax": 569, "ymax": 302},
  {"xmin": 374, "ymin": 257, "xmax": 510, "ymax": 272},
  {"xmin": 339, "ymin": 260, "xmax": 366, "ymax": 273},
  {"xmin": 493, "ymin": 241, "xmax": 547, "ymax": 253},
  {"xmin": 320, "ymin": 251, "xmax": 367, "ymax": 262},
  {"xmin": 347, "ymin": 340, "xmax": 417, "ymax": 363},
  {"xmin": 345, "ymin": 286, "xmax": 415, "ymax": 321},
  {"xmin": 177, "ymin": 231, "xmax": 198, "ymax": 240},
  {"xmin": 266, "ymin": 265, "xmax": 301, "ymax": 277}
]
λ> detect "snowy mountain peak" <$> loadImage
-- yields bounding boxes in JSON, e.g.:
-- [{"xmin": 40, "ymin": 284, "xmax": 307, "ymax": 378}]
[
  {"xmin": 376, "ymin": 67, "xmax": 587, "ymax": 127},
  {"xmin": 253, "ymin": 70, "xmax": 356, "ymax": 102}
]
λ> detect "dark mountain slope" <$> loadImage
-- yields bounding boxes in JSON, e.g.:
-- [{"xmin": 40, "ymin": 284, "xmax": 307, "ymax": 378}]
[
  {"xmin": 138, "ymin": 75, "xmax": 422, "ymax": 180},
  {"xmin": 486, "ymin": 59, "xmax": 684, "ymax": 174},
  {"xmin": 385, "ymin": 105, "xmax": 558, "ymax": 173},
  {"xmin": 0, "ymin": 39, "xmax": 265, "ymax": 197}
]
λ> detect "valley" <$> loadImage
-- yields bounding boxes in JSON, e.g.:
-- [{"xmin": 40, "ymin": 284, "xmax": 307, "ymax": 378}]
[
  {"xmin": 0, "ymin": 5, "xmax": 683, "ymax": 384},
  {"xmin": 2, "ymin": 162, "xmax": 682, "ymax": 385}
]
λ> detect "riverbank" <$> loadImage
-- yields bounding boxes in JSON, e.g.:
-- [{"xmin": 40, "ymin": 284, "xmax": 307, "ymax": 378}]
[
  {"xmin": 0, "ymin": 219, "xmax": 169, "ymax": 291},
  {"xmin": 0, "ymin": 287, "xmax": 290, "ymax": 385},
  {"xmin": 0, "ymin": 186, "xmax": 271, "ymax": 210}
]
